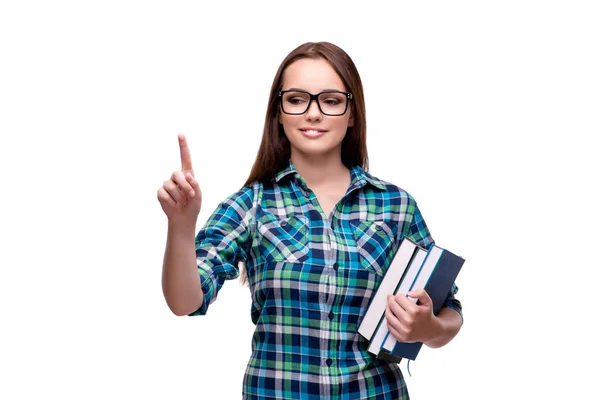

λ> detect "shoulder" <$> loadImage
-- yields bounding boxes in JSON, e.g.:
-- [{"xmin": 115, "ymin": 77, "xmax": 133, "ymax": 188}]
[
  {"xmin": 221, "ymin": 185, "xmax": 254, "ymax": 206},
  {"xmin": 211, "ymin": 185, "xmax": 256, "ymax": 219},
  {"xmin": 363, "ymin": 170, "xmax": 418, "ymax": 207}
]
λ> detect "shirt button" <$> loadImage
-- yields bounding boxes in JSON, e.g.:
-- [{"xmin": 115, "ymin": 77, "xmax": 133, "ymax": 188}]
[
  {"xmin": 326, "ymin": 359, "xmax": 333, "ymax": 366},
  {"xmin": 375, "ymin": 225, "xmax": 383, "ymax": 231},
  {"xmin": 328, "ymin": 311, "xmax": 334, "ymax": 320},
  {"xmin": 280, "ymin": 220, "xmax": 288, "ymax": 227},
  {"xmin": 333, "ymin": 262, "xmax": 339, "ymax": 271}
]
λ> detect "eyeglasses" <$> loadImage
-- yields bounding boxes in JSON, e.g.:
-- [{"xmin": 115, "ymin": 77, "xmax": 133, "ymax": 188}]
[{"xmin": 278, "ymin": 89, "xmax": 353, "ymax": 116}]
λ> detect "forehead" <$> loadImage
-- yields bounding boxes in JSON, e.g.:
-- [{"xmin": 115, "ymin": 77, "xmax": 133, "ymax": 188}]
[{"xmin": 281, "ymin": 58, "xmax": 346, "ymax": 92}]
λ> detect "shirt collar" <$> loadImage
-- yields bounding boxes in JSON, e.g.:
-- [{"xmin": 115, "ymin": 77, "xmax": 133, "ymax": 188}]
[{"xmin": 273, "ymin": 160, "xmax": 387, "ymax": 192}]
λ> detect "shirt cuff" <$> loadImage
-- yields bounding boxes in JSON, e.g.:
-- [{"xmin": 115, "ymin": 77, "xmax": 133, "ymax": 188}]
[
  {"xmin": 445, "ymin": 297, "xmax": 463, "ymax": 325},
  {"xmin": 188, "ymin": 267, "xmax": 216, "ymax": 316}
]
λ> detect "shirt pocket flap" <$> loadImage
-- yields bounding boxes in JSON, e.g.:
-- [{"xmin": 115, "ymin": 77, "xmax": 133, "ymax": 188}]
[
  {"xmin": 351, "ymin": 220, "xmax": 397, "ymax": 276},
  {"xmin": 258, "ymin": 214, "xmax": 309, "ymax": 263}
]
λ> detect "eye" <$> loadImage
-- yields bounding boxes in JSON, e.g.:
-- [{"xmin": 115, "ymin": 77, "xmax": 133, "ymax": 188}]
[
  {"xmin": 322, "ymin": 98, "xmax": 342, "ymax": 106},
  {"xmin": 287, "ymin": 97, "xmax": 306, "ymax": 105}
]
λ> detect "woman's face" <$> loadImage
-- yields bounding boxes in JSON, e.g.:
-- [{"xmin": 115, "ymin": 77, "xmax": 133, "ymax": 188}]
[{"xmin": 279, "ymin": 58, "xmax": 353, "ymax": 161}]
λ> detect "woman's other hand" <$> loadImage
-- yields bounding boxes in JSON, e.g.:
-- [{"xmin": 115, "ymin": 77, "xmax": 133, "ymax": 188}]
[{"xmin": 385, "ymin": 289, "xmax": 441, "ymax": 344}]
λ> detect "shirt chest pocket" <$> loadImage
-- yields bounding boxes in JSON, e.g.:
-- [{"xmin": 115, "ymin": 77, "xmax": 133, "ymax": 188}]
[
  {"xmin": 351, "ymin": 220, "xmax": 397, "ymax": 277},
  {"xmin": 257, "ymin": 214, "xmax": 309, "ymax": 263}
]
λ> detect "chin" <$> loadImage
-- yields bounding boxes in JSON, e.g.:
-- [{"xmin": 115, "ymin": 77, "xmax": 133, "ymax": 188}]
[
  {"xmin": 292, "ymin": 142, "xmax": 342, "ymax": 158},
  {"xmin": 286, "ymin": 131, "xmax": 345, "ymax": 156}
]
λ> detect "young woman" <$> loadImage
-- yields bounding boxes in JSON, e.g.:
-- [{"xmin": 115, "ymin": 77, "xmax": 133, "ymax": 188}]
[{"xmin": 157, "ymin": 42, "xmax": 463, "ymax": 399}]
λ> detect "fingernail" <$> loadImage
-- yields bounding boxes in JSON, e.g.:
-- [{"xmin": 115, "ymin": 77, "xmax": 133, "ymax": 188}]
[{"xmin": 189, "ymin": 190, "xmax": 195, "ymax": 197}]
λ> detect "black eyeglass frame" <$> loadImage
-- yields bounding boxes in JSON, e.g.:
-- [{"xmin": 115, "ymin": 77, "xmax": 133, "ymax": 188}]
[{"xmin": 278, "ymin": 89, "xmax": 353, "ymax": 116}]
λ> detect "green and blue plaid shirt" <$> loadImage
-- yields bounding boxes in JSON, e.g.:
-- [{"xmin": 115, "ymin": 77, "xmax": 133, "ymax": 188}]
[{"xmin": 191, "ymin": 160, "xmax": 462, "ymax": 399}]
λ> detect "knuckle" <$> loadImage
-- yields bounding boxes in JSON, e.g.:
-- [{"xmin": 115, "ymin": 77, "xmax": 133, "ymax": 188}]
[
  {"xmin": 164, "ymin": 183, "xmax": 175, "ymax": 193},
  {"xmin": 164, "ymin": 180, "xmax": 177, "ymax": 191}
]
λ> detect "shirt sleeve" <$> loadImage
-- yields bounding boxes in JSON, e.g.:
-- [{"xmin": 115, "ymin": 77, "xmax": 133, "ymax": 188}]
[
  {"xmin": 188, "ymin": 186, "xmax": 254, "ymax": 316},
  {"xmin": 445, "ymin": 283, "xmax": 463, "ymax": 324},
  {"xmin": 405, "ymin": 200, "xmax": 434, "ymax": 249},
  {"xmin": 405, "ymin": 199, "xmax": 463, "ymax": 322}
]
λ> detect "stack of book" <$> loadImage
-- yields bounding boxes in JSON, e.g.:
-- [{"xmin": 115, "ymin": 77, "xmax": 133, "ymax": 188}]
[{"xmin": 358, "ymin": 237, "xmax": 465, "ymax": 363}]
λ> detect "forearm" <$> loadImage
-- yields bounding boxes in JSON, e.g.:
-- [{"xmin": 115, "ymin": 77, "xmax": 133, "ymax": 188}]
[
  {"xmin": 424, "ymin": 307, "xmax": 462, "ymax": 348},
  {"xmin": 162, "ymin": 220, "xmax": 204, "ymax": 316}
]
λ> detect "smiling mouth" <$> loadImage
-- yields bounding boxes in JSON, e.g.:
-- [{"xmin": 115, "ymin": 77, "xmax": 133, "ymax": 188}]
[
  {"xmin": 300, "ymin": 129, "xmax": 327, "ymax": 138},
  {"xmin": 300, "ymin": 128, "xmax": 327, "ymax": 136}
]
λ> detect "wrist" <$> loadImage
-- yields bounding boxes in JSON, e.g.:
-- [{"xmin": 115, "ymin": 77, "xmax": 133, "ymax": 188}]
[
  {"xmin": 424, "ymin": 315, "xmax": 446, "ymax": 346},
  {"xmin": 167, "ymin": 218, "xmax": 197, "ymax": 235}
]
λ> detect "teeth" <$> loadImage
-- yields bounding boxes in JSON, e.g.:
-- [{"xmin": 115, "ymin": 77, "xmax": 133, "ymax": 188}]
[{"xmin": 304, "ymin": 130, "xmax": 321, "ymax": 135}]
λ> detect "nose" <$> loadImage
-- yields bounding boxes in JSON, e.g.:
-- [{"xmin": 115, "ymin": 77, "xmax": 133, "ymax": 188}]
[{"xmin": 305, "ymin": 98, "xmax": 322, "ymax": 122}]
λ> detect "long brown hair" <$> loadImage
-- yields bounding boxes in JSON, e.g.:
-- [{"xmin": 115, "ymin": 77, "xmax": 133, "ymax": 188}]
[{"xmin": 238, "ymin": 42, "xmax": 369, "ymax": 285}]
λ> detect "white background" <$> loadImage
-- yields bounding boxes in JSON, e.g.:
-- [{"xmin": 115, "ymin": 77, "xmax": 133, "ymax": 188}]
[{"xmin": 1, "ymin": 1, "xmax": 599, "ymax": 399}]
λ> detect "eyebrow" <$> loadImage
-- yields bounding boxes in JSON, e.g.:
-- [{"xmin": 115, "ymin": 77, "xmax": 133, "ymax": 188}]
[{"xmin": 284, "ymin": 88, "xmax": 346, "ymax": 93}]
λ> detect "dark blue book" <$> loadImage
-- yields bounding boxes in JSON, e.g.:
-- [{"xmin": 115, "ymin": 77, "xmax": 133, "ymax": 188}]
[{"xmin": 378, "ymin": 243, "xmax": 465, "ymax": 362}]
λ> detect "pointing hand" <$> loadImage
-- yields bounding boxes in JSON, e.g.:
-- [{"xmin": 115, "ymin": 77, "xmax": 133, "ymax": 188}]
[{"xmin": 157, "ymin": 134, "xmax": 202, "ymax": 223}]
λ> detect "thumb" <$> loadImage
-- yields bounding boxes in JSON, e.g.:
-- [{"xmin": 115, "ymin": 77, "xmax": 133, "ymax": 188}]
[
  {"xmin": 407, "ymin": 289, "xmax": 432, "ymax": 307},
  {"xmin": 185, "ymin": 172, "xmax": 201, "ymax": 197}
]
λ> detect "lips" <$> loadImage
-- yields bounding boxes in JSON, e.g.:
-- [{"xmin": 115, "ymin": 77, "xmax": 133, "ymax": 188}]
[{"xmin": 300, "ymin": 128, "xmax": 327, "ymax": 138}]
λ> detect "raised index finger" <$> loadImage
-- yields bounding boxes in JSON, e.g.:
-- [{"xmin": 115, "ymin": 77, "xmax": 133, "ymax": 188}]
[{"xmin": 178, "ymin": 133, "xmax": 194, "ymax": 173}]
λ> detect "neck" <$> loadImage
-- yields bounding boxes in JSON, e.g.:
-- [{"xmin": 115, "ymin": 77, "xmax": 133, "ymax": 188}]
[{"xmin": 290, "ymin": 150, "xmax": 350, "ymax": 189}]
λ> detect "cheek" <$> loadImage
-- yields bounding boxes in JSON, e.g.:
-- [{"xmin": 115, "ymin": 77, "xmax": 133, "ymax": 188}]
[
  {"xmin": 279, "ymin": 115, "xmax": 297, "ymax": 133},
  {"xmin": 335, "ymin": 117, "xmax": 352, "ymax": 133}
]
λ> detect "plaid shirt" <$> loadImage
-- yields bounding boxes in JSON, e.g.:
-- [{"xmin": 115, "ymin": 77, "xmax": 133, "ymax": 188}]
[{"xmin": 190, "ymin": 161, "xmax": 462, "ymax": 399}]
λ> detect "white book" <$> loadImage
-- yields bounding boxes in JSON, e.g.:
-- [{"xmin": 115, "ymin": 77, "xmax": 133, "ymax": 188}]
[
  {"xmin": 358, "ymin": 237, "xmax": 418, "ymax": 341},
  {"xmin": 381, "ymin": 245, "xmax": 444, "ymax": 353},
  {"xmin": 367, "ymin": 317, "xmax": 392, "ymax": 355},
  {"xmin": 366, "ymin": 247, "xmax": 428, "ymax": 356},
  {"xmin": 380, "ymin": 247, "xmax": 429, "ymax": 352}
]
